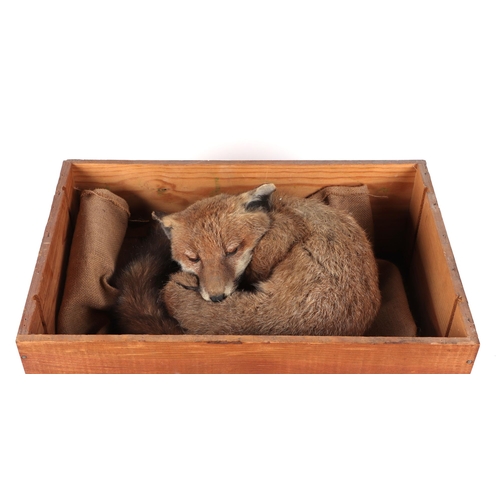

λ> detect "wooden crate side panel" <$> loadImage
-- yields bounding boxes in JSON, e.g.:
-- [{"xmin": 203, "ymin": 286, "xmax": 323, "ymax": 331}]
[
  {"xmin": 21, "ymin": 288, "xmax": 44, "ymax": 335},
  {"xmin": 405, "ymin": 162, "xmax": 429, "ymax": 265},
  {"xmin": 62, "ymin": 178, "xmax": 80, "ymax": 231},
  {"xmin": 36, "ymin": 196, "xmax": 72, "ymax": 333},
  {"xmin": 409, "ymin": 196, "xmax": 457, "ymax": 336},
  {"xmin": 404, "ymin": 163, "xmax": 431, "ymax": 335},
  {"xmin": 18, "ymin": 162, "xmax": 74, "ymax": 335},
  {"xmin": 448, "ymin": 296, "xmax": 478, "ymax": 340},
  {"xmin": 408, "ymin": 188, "xmax": 478, "ymax": 339},
  {"xmin": 70, "ymin": 160, "xmax": 418, "ymax": 257},
  {"xmin": 69, "ymin": 161, "xmax": 417, "ymax": 213},
  {"xmin": 17, "ymin": 335, "xmax": 478, "ymax": 374},
  {"xmin": 406, "ymin": 165, "xmax": 478, "ymax": 341}
]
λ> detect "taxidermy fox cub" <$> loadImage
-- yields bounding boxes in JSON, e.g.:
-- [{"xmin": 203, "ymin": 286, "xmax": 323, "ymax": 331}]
[{"xmin": 114, "ymin": 184, "xmax": 381, "ymax": 336}]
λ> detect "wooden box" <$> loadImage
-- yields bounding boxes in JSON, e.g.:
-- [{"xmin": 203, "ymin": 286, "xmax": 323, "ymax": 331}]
[{"xmin": 16, "ymin": 160, "xmax": 479, "ymax": 373}]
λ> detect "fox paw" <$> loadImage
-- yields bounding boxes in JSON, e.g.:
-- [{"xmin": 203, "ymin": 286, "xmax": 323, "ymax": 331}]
[
  {"xmin": 171, "ymin": 271, "xmax": 199, "ymax": 290},
  {"xmin": 163, "ymin": 272, "xmax": 201, "ymax": 318}
]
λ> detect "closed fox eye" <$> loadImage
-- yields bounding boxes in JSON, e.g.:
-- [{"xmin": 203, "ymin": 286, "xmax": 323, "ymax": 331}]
[
  {"xmin": 225, "ymin": 245, "xmax": 239, "ymax": 257},
  {"xmin": 185, "ymin": 251, "xmax": 200, "ymax": 263}
]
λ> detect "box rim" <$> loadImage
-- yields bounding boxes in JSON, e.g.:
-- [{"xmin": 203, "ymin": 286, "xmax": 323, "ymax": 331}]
[
  {"xmin": 17, "ymin": 333, "xmax": 479, "ymax": 345},
  {"xmin": 16, "ymin": 160, "xmax": 479, "ymax": 373}
]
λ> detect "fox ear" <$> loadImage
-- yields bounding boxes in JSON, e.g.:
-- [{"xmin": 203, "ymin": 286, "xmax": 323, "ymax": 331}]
[
  {"xmin": 152, "ymin": 211, "xmax": 176, "ymax": 239},
  {"xmin": 244, "ymin": 183, "xmax": 276, "ymax": 212}
]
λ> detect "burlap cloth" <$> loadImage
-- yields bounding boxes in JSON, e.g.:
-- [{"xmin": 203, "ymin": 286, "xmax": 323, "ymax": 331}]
[
  {"xmin": 308, "ymin": 185, "xmax": 416, "ymax": 336},
  {"xmin": 366, "ymin": 260, "xmax": 416, "ymax": 336},
  {"xmin": 308, "ymin": 184, "xmax": 374, "ymax": 242},
  {"xmin": 57, "ymin": 185, "xmax": 416, "ymax": 336},
  {"xmin": 57, "ymin": 189, "xmax": 130, "ymax": 333}
]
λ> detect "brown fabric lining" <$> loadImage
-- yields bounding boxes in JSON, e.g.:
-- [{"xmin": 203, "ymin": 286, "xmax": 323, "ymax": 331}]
[
  {"xmin": 366, "ymin": 260, "xmax": 417, "ymax": 337},
  {"xmin": 57, "ymin": 189, "xmax": 130, "ymax": 334},
  {"xmin": 311, "ymin": 186, "xmax": 416, "ymax": 336},
  {"xmin": 57, "ymin": 185, "xmax": 416, "ymax": 336},
  {"xmin": 308, "ymin": 184, "xmax": 374, "ymax": 242}
]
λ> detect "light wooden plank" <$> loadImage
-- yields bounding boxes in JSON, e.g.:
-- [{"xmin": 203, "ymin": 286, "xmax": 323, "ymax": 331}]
[
  {"xmin": 70, "ymin": 161, "xmax": 418, "ymax": 205},
  {"xmin": 448, "ymin": 297, "xmax": 479, "ymax": 340},
  {"xmin": 406, "ymin": 165, "xmax": 477, "ymax": 340},
  {"xmin": 409, "ymin": 196, "xmax": 456, "ymax": 336},
  {"xmin": 70, "ymin": 160, "xmax": 418, "ymax": 257},
  {"xmin": 17, "ymin": 334, "xmax": 479, "ymax": 374},
  {"xmin": 18, "ymin": 161, "xmax": 74, "ymax": 335},
  {"xmin": 405, "ymin": 161, "xmax": 429, "ymax": 264},
  {"xmin": 408, "ymin": 186, "xmax": 478, "ymax": 338}
]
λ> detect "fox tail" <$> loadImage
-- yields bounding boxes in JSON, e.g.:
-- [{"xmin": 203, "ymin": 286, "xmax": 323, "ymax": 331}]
[{"xmin": 112, "ymin": 226, "xmax": 182, "ymax": 334}]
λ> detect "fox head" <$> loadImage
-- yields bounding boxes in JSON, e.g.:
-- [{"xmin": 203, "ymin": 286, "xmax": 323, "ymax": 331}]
[{"xmin": 153, "ymin": 183, "xmax": 276, "ymax": 302}]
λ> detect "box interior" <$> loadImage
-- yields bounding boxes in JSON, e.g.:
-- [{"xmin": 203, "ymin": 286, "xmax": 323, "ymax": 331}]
[{"xmin": 23, "ymin": 161, "xmax": 473, "ymax": 339}]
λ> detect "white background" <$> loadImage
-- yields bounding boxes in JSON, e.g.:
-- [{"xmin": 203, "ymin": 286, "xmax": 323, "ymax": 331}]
[{"xmin": 1, "ymin": 1, "xmax": 498, "ymax": 499}]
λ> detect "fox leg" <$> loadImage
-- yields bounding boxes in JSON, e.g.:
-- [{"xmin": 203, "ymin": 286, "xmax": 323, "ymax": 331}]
[{"xmin": 163, "ymin": 271, "xmax": 260, "ymax": 335}]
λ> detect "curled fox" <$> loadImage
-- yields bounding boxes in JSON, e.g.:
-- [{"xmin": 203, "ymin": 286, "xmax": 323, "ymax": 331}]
[{"xmin": 114, "ymin": 184, "xmax": 381, "ymax": 336}]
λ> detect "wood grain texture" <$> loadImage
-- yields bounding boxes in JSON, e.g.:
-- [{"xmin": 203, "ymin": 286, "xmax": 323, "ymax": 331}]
[
  {"xmin": 15, "ymin": 160, "xmax": 479, "ymax": 373},
  {"xmin": 69, "ymin": 160, "xmax": 418, "ymax": 257},
  {"xmin": 405, "ymin": 161, "xmax": 428, "ymax": 266},
  {"xmin": 17, "ymin": 334, "xmax": 479, "ymax": 374},
  {"xmin": 18, "ymin": 161, "xmax": 74, "ymax": 336},
  {"xmin": 408, "ymin": 170, "xmax": 477, "ymax": 340},
  {"xmin": 408, "ymin": 198, "xmax": 453, "ymax": 336},
  {"xmin": 449, "ymin": 299, "xmax": 477, "ymax": 340}
]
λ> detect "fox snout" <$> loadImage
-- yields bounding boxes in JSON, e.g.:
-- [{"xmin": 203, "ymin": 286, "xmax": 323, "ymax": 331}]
[
  {"xmin": 208, "ymin": 293, "xmax": 226, "ymax": 303},
  {"xmin": 198, "ymin": 266, "xmax": 237, "ymax": 303}
]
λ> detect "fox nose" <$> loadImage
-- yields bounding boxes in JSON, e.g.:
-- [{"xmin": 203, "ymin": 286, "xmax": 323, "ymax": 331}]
[{"xmin": 209, "ymin": 294, "xmax": 226, "ymax": 303}]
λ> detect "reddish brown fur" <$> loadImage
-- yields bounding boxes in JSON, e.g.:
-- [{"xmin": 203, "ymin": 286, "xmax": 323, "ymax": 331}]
[
  {"xmin": 156, "ymin": 186, "xmax": 275, "ymax": 302},
  {"xmin": 112, "ymin": 226, "xmax": 183, "ymax": 334},
  {"xmin": 159, "ymin": 185, "xmax": 381, "ymax": 336}
]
